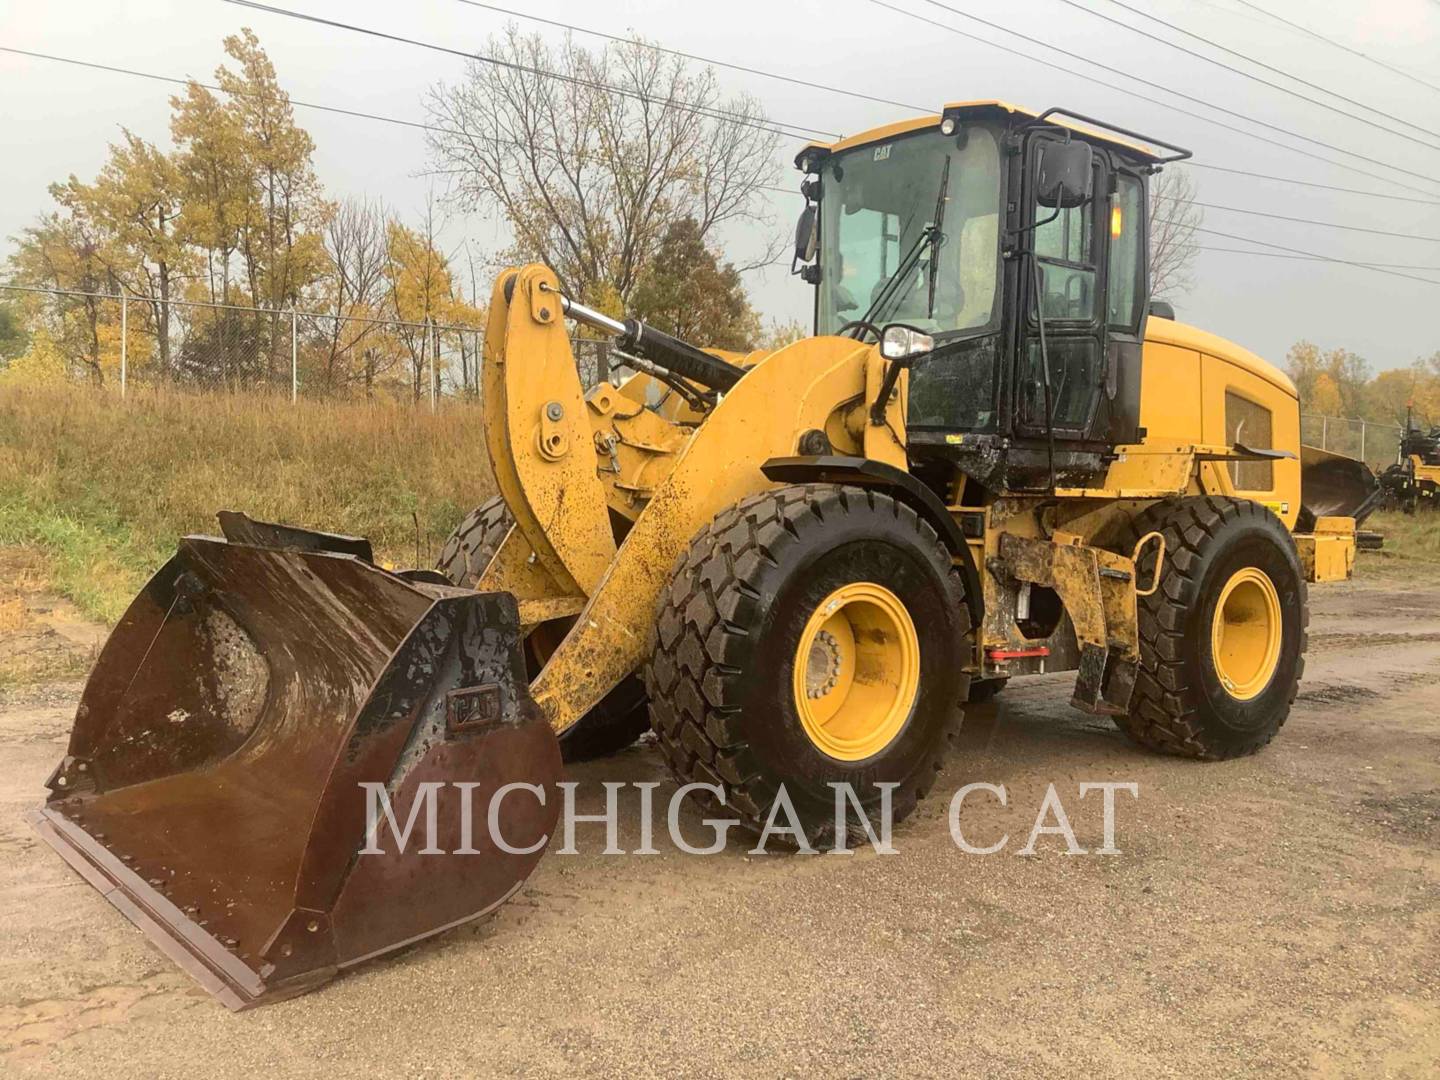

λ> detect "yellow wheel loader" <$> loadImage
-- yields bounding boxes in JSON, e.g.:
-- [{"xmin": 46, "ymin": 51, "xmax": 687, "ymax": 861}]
[{"xmin": 32, "ymin": 101, "xmax": 1379, "ymax": 1008}]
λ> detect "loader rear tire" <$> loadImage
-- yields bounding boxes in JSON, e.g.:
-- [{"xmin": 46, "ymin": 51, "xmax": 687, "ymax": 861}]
[
  {"xmin": 1116, "ymin": 496, "xmax": 1308, "ymax": 760},
  {"xmin": 437, "ymin": 498, "xmax": 650, "ymax": 762},
  {"xmin": 645, "ymin": 484, "xmax": 972, "ymax": 848}
]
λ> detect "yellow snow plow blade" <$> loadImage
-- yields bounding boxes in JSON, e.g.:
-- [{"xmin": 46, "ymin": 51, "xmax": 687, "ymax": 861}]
[{"xmin": 29, "ymin": 514, "xmax": 561, "ymax": 1009}]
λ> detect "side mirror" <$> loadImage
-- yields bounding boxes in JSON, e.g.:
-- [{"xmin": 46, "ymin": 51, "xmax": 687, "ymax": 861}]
[
  {"xmin": 1035, "ymin": 140, "xmax": 1094, "ymax": 209},
  {"xmin": 793, "ymin": 204, "xmax": 818, "ymax": 264}
]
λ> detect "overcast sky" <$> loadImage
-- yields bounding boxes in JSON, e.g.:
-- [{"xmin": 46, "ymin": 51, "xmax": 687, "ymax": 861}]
[{"xmin": 3, "ymin": 0, "xmax": 1438, "ymax": 370}]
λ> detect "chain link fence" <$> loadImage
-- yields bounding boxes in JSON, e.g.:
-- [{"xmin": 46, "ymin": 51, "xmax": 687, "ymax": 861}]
[
  {"xmin": 1, "ymin": 282, "xmax": 1415, "ymax": 469},
  {"xmin": 0, "ymin": 283, "xmax": 629, "ymax": 405},
  {"xmin": 1300, "ymin": 413, "xmax": 1405, "ymax": 472}
]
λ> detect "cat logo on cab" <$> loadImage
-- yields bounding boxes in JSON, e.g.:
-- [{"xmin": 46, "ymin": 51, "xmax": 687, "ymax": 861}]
[{"xmin": 873, "ymin": 144, "xmax": 892, "ymax": 161}]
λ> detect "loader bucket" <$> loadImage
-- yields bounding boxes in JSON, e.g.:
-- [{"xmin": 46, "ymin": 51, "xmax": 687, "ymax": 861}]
[
  {"xmin": 1299, "ymin": 443, "xmax": 1382, "ymax": 530},
  {"xmin": 29, "ymin": 516, "xmax": 561, "ymax": 1009}
]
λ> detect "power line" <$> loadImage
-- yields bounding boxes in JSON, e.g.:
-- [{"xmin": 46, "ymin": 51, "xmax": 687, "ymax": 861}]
[
  {"xmin": 1194, "ymin": 246, "xmax": 1440, "ymax": 270},
  {"xmin": 217, "ymin": 0, "xmax": 835, "ymax": 143},
  {"xmin": 0, "ymin": 47, "xmax": 801, "ymax": 197},
  {"xmin": 1183, "ymin": 162, "xmax": 1440, "ymax": 206},
  {"xmin": 464, "ymin": 0, "xmax": 1440, "ymax": 209},
  {"xmin": 1155, "ymin": 195, "xmax": 1440, "ymax": 241},
  {"xmin": 5, "ymin": 44, "xmax": 1434, "ymax": 283},
  {"xmin": 10, "ymin": 38, "xmax": 1437, "ymax": 218},
  {"xmin": 452, "ymin": 0, "xmax": 933, "ymax": 118},
  {"xmin": 1228, "ymin": 0, "xmax": 1440, "ymax": 97},
  {"xmin": 1158, "ymin": 220, "xmax": 1440, "ymax": 286},
  {"xmin": 1055, "ymin": 0, "xmax": 1440, "ymax": 144},
  {"xmin": 875, "ymin": 0, "xmax": 1440, "ymax": 196}
]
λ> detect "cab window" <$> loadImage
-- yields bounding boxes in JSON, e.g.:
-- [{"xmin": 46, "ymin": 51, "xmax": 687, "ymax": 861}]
[
  {"xmin": 1107, "ymin": 174, "xmax": 1144, "ymax": 328},
  {"xmin": 1033, "ymin": 193, "xmax": 1097, "ymax": 322}
]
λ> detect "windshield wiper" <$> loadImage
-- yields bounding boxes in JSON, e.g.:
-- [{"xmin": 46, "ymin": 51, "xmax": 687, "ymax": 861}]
[
  {"xmin": 846, "ymin": 155, "xmax": 952, "ymax": 338},
  {"xmin": 927, "ymin": 155, "xmax": 951, "ymax": 319}
]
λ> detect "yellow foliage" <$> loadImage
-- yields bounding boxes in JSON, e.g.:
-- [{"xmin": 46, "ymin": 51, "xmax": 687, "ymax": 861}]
[
  {"xmin": 95, "ymin": 314, "xmax": 155, "ymax": 377},
  {"xmin": 0, "ymin": 329, "xmax": 69, "ymax": 386},
  {"xmin": 386, "ymin": 222, "xmax": 454, "ymax": 324},
  {"xmin": 1308, "ymin": 371, "xmax": 1343, "ymax": 417}
]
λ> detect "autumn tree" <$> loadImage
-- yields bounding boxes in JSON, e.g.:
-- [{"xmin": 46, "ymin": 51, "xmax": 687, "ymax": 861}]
[
  {"xmin": 1148, "ymin": 167, "xmax": 1202, "ymax": 301},
  {"xmin": 425, "ymin": 29, "xmax": 779, "ymax": 307},
  {"xmin": 759, "ymin": 318, "xmax": 807, "ymax": 351},
  {"xmin": 167, "ymin": 29, "xmax": 331, "ymax": 380},
  {"xmin": 10, "ymin": 211, "xmax": 117, "ymax": 383},
  {"xmin": 51, "ymin": 132, "xmax": 187, "ymax": 372},
  {"xmin": 170, "ymin": 80, "xmax": 251, "ymax": 307},
  {"xmin": 215, "ymin": 28, "xmax": 330, "ymax": 312},
  {"xmin": 1286, "ymin": 340, "xmax": 1371, "ymax": 417},
  {"xmin": 0, "ymin": 299, "xmax": 28, "ymax": 362},
  {"xmin": 629, "ymin": 218, "xmax": 760, "ymax": 349},
  {"xmin": 383, "ymin": 204, "xmax": 483, "ymax": 402}
]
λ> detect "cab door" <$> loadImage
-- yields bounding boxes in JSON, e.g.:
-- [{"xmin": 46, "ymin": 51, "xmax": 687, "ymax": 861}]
[{"xmin": 1015, "ymin": 132, "xmax": 1110, "ymax": 444}]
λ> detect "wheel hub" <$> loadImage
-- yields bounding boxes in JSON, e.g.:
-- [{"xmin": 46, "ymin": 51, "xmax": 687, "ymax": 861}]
[
  {"xmin": 805, "ymin": 629, "xmax": 843, "ymax": 699},
  {"xmin": 1211, "ymin": 566, "xmax": 1283, "ymax": 700},
  {"xmin": 791, "ymin": 582, "xmax": 921, "ymax": 761}
]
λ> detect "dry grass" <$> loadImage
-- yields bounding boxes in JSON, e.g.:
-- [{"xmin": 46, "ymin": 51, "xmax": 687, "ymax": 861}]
[
  {"xmin": 0, "ymin": 384, "xmax": 494, "ymax": 622},
  {"xmin": 1357, "ymin": 510, "xmax": 1440, "ymax": 582}
]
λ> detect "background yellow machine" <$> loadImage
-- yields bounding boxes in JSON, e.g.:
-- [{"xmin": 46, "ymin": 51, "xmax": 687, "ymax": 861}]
[
  {"xmin": 1380, "ymin": 409, "xmax": 1440, "ymax": 512},
  {"xmin": 34, "ymin": 101, "xmax": 1377, "ymax": 1008}
]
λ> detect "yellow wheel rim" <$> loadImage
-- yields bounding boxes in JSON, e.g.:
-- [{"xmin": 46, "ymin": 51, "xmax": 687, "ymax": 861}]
[
  {"xmin": 1210, "ymin": 567, "xmax": 1283, "ymax": 700},
  {"xmin": 791, "ymin": 582, "xmax": 921, "ymax": 761}
]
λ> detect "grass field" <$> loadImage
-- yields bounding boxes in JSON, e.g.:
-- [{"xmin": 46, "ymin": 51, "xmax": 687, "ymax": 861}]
[
  {"xmin": 1359, "ymin": 512, "xmax": 1440, "ymax": 578},
  {"xmin": 2, "ymin": 382, "xmax": 1436, "ymax": 623},
  {"xmin": 0, "ymin": 384, "xmax": 493, "ymax": 622}
]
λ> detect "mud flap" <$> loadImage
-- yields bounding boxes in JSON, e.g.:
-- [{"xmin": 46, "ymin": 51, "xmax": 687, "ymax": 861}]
[{"xmin": 29, "ymin": 522, "xmax": 561, "ymax": 1009}]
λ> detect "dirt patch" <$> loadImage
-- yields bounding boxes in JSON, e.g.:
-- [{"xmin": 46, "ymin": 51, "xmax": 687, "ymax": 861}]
[
  {"xmin": 1360, "ymin": 791, "xmax": 1440, "ymax": 845},
  {"xmin": 0, "ymin": 549, "xmax": 103, "ymax": 690},
  {"xmin": 1294, "ymin": 681, "xmax": 1381, "ymax": 707}
]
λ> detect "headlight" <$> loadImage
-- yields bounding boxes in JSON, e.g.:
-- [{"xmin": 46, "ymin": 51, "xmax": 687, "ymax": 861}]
[{"xmin": 880, "ymin": 325, "xmax": 934, "ymax": 361}]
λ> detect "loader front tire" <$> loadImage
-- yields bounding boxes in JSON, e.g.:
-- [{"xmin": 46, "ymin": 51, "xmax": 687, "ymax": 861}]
[
  {"xmin": 645, "ymin": 484, "xmax": 972, "ymax": 848},
  {"xmin": 437, "ymin": 497, "xmax": 650, "ymax": 762},
  {"xmin": 1117, "ymin": 496, "xmax": 1308, "ymax": 760}
]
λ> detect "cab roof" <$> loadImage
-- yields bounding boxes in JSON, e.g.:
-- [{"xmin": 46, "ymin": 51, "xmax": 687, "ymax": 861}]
[{"xmin": 794, "ymin": 100, "xmax": 1172, "ymax": 169}]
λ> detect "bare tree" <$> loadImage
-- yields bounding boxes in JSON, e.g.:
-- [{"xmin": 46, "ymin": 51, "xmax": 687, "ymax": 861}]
[
  {"xmin": 424, "ymin": 28, "xmax": 780, "ymax": 306},
  {"xmin": 1148, "ymin": 167, "xmax": 1203, "ymax": 301},
  {"xmin": 320, "ymin": 197, "xmax": 393, "ymax": 392}
]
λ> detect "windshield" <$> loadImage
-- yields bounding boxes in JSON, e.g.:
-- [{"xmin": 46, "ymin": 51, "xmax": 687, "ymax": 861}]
[{"xmin": 817, "ymin": 125, "xmax": 1002, "ymax": 336}]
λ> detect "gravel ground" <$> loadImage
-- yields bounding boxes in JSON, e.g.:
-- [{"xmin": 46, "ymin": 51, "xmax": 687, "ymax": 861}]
[{"xmin": 0, "ymin": 555, "xmax": 1436, "ymax": 1077}]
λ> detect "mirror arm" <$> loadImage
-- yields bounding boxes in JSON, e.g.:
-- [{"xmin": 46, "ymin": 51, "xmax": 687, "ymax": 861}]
[{"xmin": 869, "ymin": 353, "xmax": 914, "ymax": 427}]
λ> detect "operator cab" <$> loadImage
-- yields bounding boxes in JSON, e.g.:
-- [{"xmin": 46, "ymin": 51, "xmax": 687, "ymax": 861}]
[{"xmin": 792, "ymin": 101, "xmax": 1191, "ymax": 493}]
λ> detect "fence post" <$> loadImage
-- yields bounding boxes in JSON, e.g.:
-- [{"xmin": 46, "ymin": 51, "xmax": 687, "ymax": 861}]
[
  {"xmin": 119, "ymin": 289, "xmax": 127, "ymax": 399},
  {"xmin": 290, "ymin": 309, "xmax": 298, "ymax": 403},
  {"xmin": 429, "ymin": 318, "xmax": 438, "ymax": 413},
  {"xmin": 1360, "ymin": 421, "xmax": 1366, "ymax": 464},
  {"xmin": 1321, "ymin": 415, "xmax": 1328, "ymax": 450}
]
